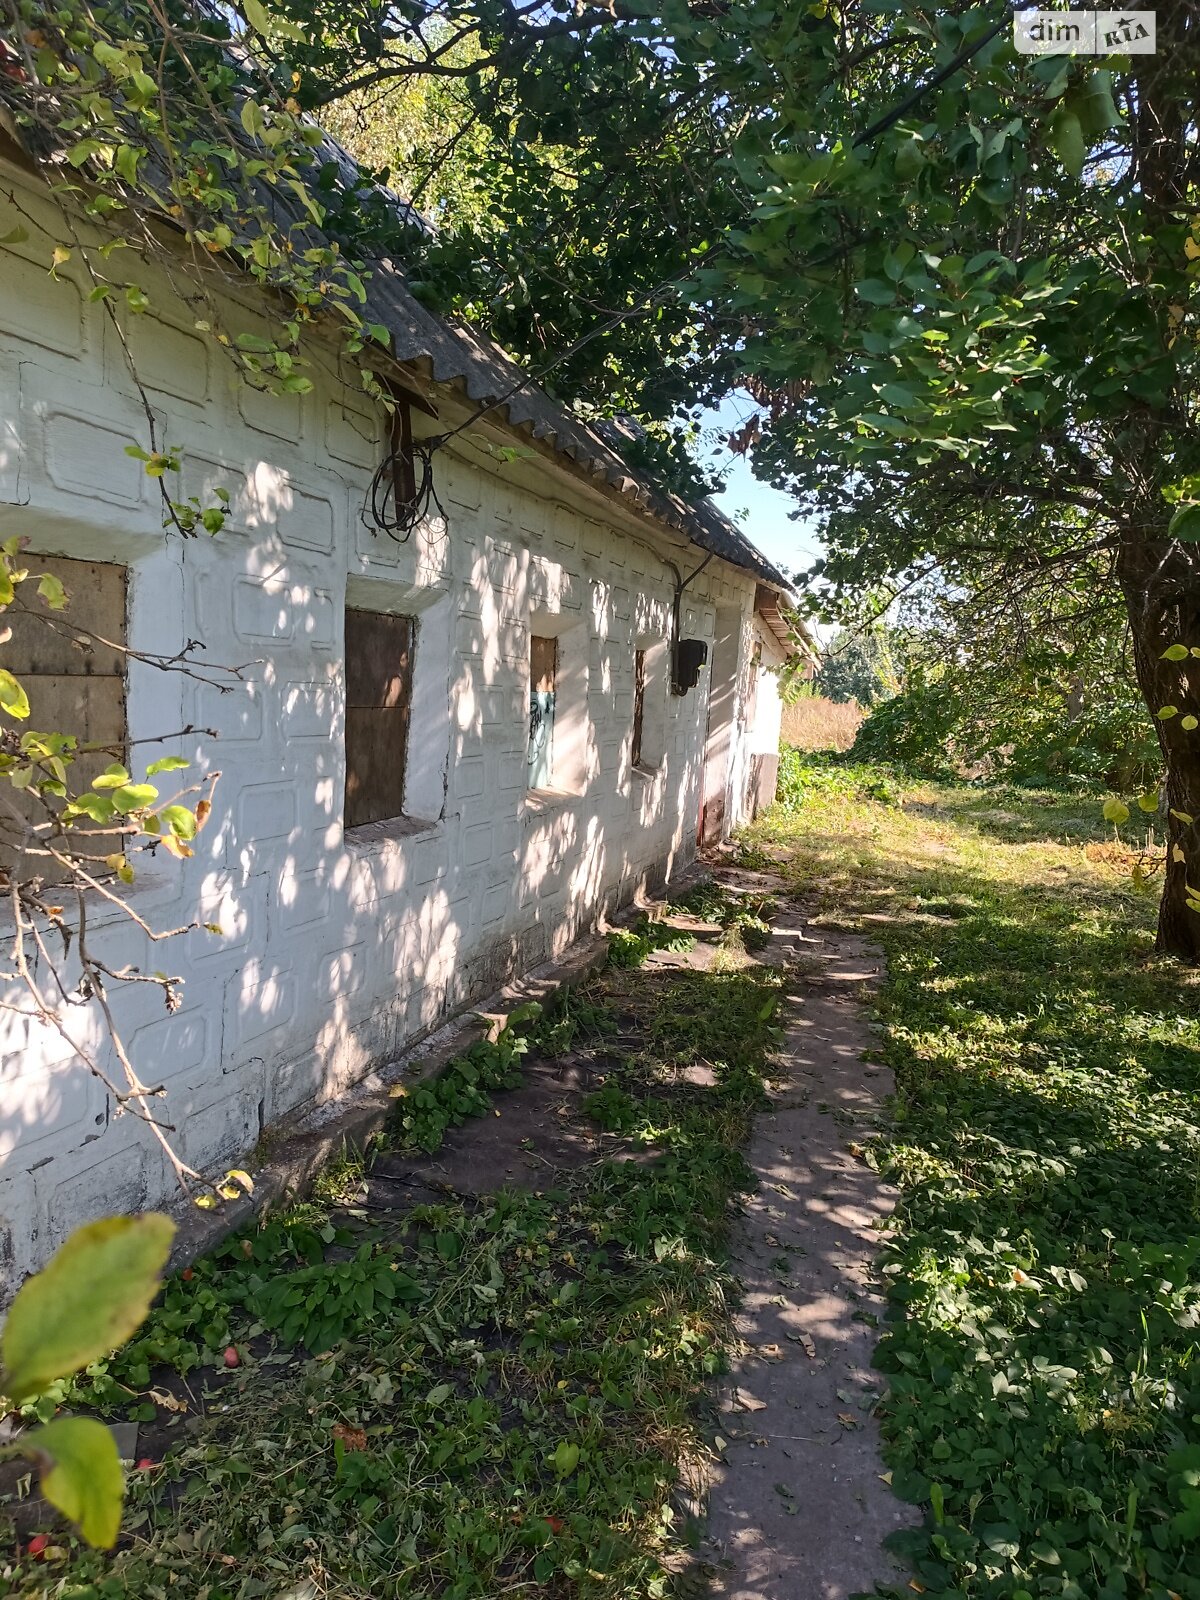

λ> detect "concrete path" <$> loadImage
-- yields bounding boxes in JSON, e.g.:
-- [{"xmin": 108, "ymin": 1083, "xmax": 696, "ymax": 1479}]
[{"xmin": 703, "ymin": 899, "xmax": 916, "ymax": 1599}]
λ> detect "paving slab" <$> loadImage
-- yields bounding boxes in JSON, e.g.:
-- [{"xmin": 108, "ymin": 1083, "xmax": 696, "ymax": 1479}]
[{"xmin": 703, "ymin": 900, "xmax": 917, "ymax": 1599}]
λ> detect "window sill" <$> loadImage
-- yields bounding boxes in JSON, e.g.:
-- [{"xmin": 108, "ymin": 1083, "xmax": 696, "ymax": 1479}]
[
  {"xmin": 523, "ymin": 787, "xmax": 581, "ymax": 815},
  {"xmin": 344, "ymin": 814, "xmax": 442, "ymax": 853},
  {"xmin": 631, "ymin": 762, "xmax": 661, "ymax": 782}
]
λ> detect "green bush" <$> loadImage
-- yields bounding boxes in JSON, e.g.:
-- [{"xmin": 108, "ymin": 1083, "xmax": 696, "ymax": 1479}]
[
  {"xmin": 775, "ymin": 746, "xmax": 903, "ymax": 809},
  {"xmin": 849, "ymin": 682, "xmax": 959, "ymax": 779}
]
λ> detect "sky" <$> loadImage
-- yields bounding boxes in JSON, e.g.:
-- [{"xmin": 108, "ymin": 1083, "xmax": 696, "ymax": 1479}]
[{"xmin": 697, "ymin": 392, "xmax": 826, "ymax": 583}]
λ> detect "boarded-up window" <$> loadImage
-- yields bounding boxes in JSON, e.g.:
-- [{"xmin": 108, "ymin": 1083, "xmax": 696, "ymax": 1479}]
[
  {"xmin": 0, "ymin": 555, "xmax": 126, "ymax": 876},
  {"xmin": 631, "ymin": 648, "xmax": 646, "ymax": 769},
  {"xmin": 344, "ymin": 608, "xmax": 414, "ymax": 829},
  {"xmin": 527, "ymin": 634, "xmax": 557, "ymax": 789}
]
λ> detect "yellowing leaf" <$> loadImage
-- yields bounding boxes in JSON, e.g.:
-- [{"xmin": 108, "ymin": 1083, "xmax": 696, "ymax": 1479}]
[
  {"xmin": 0, "ymin": 668, "xmax": 30, "ymax": 720},
  {"xmin": 159, "ymin": 804, "xmax": 197, "ymax": 840},
  {"xmin": 1102, "ymin": 797, "xmax": 1130, "ymax": 827},
  {"xmin": 29, "ymin": 1416, "xmax": 123, "ymax": 1548},
  {"xmin": 1173, "ymin": 845, "xmax": 1186, "ymax": 863},
  {"xmin": 3, "ymin": 1214, "xmax": 174, "ymax": 1401},
  {"xmin": 36, "ymin": 572, "xmax": 67, "ymax": 610}
]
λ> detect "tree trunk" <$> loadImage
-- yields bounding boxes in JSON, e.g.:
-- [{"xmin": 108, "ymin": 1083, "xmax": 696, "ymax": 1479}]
[{"xmin": 1120, "ymin": 544, "xmax": 1200, "ymax": 962}]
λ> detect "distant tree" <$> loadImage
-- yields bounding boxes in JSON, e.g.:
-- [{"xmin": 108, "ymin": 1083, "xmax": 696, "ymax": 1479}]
[
  {"xmin": 850, "ymin": 553, "xmax": 1159, "ymax": 789},
  {"xmin": 816, "ymin": 626, "xmax": 899, "ymax": 708}
]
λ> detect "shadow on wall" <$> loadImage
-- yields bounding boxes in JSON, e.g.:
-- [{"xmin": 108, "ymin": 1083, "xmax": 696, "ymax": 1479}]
[{"xmin": 0, "ymin": 450, "xmax": 728, "ymax": 1278}]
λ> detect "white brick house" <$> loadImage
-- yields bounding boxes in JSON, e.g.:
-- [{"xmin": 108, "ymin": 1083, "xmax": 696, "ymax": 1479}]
[{"xmin": 0, "ymin": 148, "xmax": 802, "ymax": 1285}]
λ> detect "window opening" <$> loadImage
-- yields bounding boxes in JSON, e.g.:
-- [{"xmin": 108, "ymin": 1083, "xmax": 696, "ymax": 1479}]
[
  {"xmin": 527, "ymin": 634, "xmax": 557, "ymax": 789},
  {"xmin": 632, "ymin": 647, "xmax": 646, "ymax": 769},
  {"xmin": 344, "ymin": 607, "xmax": 415, "ymax": 828}
]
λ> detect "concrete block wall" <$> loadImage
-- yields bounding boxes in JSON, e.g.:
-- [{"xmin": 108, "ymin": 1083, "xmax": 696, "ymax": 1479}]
[{"xmin": 0, "ymin": 168, "xmax": 765, "ymax": 1287}]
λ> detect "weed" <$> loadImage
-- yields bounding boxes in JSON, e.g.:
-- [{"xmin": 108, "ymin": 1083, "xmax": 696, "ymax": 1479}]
[
  {"xmin": 529, "ymin": 985, "xmax": 615, "ymax": 1058},
  {"xmin": 608, "ymin": 926, "xmax": 650, "ymax": 967},
  {"xmin": 774, "ymin": 745, "xmax": 904, "ymax": 810},
  {"xmin": 393, "ymin": 1010, "xmax": 538, "ymax": 1154},
  {"xmin": 607, "ymin": 916, "xmax": 697, "ymax": 970}
]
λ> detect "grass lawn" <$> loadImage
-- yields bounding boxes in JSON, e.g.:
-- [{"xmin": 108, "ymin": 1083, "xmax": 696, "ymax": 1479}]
[
  {"xmin": 749, "ymin": 763, "xmax": 1200, "ymax": 1600},
  {"xmin": 0, "ymin": 895, "xmax": 782, "ymax": 1600}
]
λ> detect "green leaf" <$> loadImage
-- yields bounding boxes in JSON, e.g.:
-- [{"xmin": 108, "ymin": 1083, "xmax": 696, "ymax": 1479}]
[
  {"xmin": 242, "ymin": 0, "xmax": 272, "ymax": 34},
  {"xmin": 110, "ymin": 783, "xmax": 158, "ymax": 813},
  {"xmin": 1136, "ymin": 792, "xmax": 1160, "ymax": 812},
  {"xmin": 1183, "ymin": 715, "xmax": 1199, "ymax": 732},
  {"xmin": 0, "ymin": 669, "xmax": 30, "ymax": 720},
  {"xmin": 28, "ymin": 1416, "xmax": 123, "ymax": 1548},
  {"xmin": 0, "ymin": 225, "xmax": 29, "ymax": 246},
  {"xmin": 1162, "ymin": 644, "xmax": 1190, "ymax": 661},
  {"xmin": 92, "ymin": 762, "xmax": 131, "ymax": 789},
  {"xmin": 1048, "ymin": 109, "xmax": 1085, "ymax": 179},
  {"xmin": 114, "ymin": 145, "xmax": 141, "ymax": 185},
  {"xmin": 3, "ymin": 1214, "xmax": 175, "ymax": 1401},
  {"xmin": 61, "ymin": 792, "xmax": 117, "ymax": 825},
  {"xmin": 159, "ymin": 804, "xmax": 197, "ymax": 840},
  {"xmin": 145, "ymin": 755, "xmax": 189, "ymax": 777},
  {"xmin": 854, "ymin": 278, "xmax": 897, "ymax": 306},
  {"xmin": 1102, "ymin": 797, "xmax": 1129, "ymax": 826},
  {"xmin": 1071, "ymin": 72, "xmax": 1119, "ymax": 140},
  {"xmin": 552, "ymin": 1441, "xmax": 580, "ymax": 1476},
  {"xmin": 1169, "ymin": 503, "xmax": 1200, "ymax": 542},
  {"xmin": 240, "ymin": 100, "xmax": 266, "ymax": 139},
  {"xmin": 1158, "ymin": 706, "xmax": 1179, "ymax": 720}
]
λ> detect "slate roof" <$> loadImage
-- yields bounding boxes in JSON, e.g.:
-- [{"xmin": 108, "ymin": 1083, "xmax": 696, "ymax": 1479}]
[
  {"xmin": 361, "ymin": 264, "xmax": 795, "ymax": 594},
  {"xmin": 0, "ymin": 84, "xmax": 797, "ymax": 603},
  {"xmin": 305, "ymin": 135, "xmax": 796, "ymax": 597}
]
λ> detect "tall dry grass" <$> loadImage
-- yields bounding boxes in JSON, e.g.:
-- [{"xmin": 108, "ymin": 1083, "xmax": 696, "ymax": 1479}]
[{"xmin": 780, "ymin": 696, "xmax": 864, "ymax": 752}]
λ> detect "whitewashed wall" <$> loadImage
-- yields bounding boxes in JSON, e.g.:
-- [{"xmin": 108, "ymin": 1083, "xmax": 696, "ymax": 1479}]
[
  {"xmin": 0, "ymin": 168, "xmax": 766, "ymax": 1286},
  {"xmin": 751, "ymin": 626, "xmax": 787, "ymax": 764}
]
